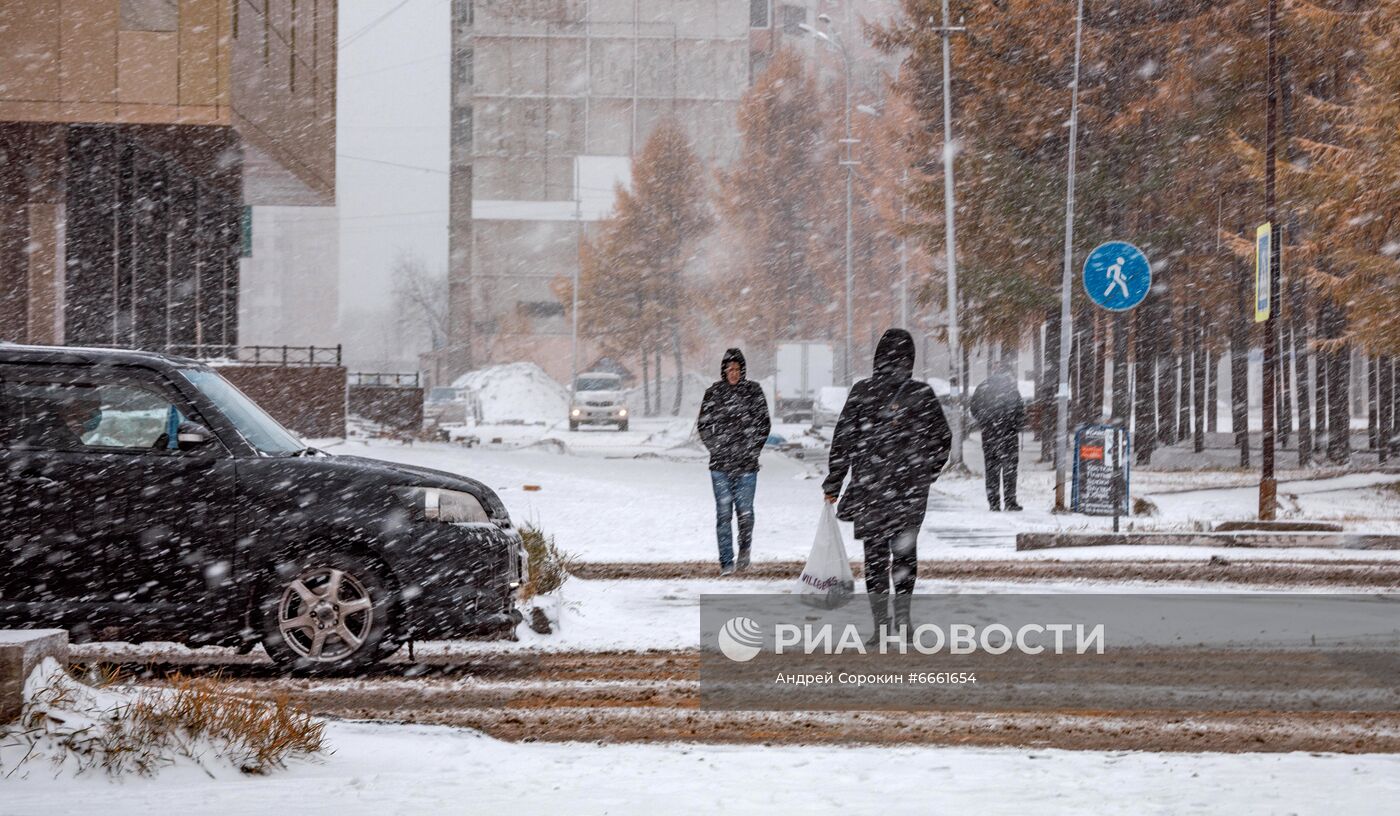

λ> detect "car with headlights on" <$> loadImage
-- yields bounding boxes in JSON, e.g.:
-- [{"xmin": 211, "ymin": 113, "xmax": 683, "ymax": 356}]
[
  {"xmin": 0, "ymin": 345, "xmax": 525, "ymax": 675},
  {"xmin": 568, "ymin": 371, "xmax": 629, "ymax": 431}
]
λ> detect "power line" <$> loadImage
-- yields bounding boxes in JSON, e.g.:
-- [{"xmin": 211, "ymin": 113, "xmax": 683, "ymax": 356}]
[
  {"xmin": 341, "ymin": 52, "xmax": 450, "ymax": 80},
  {"xmin": 339, "ymin": 0, "xmax": 419, "ymax": 51},
  {"xmin": 338, "ymin": 153, "xmax": 448, "ymax": 174}
]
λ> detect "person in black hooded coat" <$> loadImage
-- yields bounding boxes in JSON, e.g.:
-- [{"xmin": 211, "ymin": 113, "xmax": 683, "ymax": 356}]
[
  {"xmin": 823, "ymin": 329, "xmax": 951, "ymax": 636},
  {"xmin": 970, "ymin": 363, "xmax": 1025, "ymax": 511},
  {"xmin": 696, "ymin": 348, "xmax": 771, "ymax": 574}
]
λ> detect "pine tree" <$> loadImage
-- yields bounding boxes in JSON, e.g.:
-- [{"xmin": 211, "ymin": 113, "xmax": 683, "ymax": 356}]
[{"xmin": 1288, "ymin": 0, "xmax": 1400, "ymax": 355}]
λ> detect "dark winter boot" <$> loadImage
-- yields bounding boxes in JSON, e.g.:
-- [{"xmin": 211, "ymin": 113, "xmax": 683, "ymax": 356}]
[
  {"xmin": 892, "ymin": 594, "xmax": 914, "ymax": 640},
  {"xmin": 864, "ymin": 592, "xmax": 892, "ymax": 648}
]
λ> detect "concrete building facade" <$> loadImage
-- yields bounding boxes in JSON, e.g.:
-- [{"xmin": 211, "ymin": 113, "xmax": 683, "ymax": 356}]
[{"xmin": 0, "ymin": 0, "xmax": 336, "ymax": 353}]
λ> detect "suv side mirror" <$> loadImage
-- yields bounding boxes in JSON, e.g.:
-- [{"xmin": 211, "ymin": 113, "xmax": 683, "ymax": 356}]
[{"xmin": 176, "ymin": 421, "xmax": 215, "ymax": 452}]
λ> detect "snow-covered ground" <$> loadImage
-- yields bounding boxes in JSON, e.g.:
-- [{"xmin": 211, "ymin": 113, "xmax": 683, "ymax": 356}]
[
  {"xmin": 324, "ymin": 421, "xmax": 1400, "ymax": 563},
  {"xmin": 6, "ymin": 718, "xmax": 1398, "ymax": 815}
]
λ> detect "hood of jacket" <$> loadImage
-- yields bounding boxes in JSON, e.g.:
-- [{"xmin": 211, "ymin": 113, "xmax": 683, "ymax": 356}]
[
  {"xmin": 721, "ymin": 347, "xmax": 747, "ymax": 381},
  {"xmin": 872, "ymin": 329, "xmax": 915, "ymax": 379}
]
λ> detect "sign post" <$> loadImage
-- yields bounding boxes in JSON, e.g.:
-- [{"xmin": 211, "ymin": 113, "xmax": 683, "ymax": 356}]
[{"xmin": 1075, "ymin": 241, "xmax": 1150, "ymax": 527}]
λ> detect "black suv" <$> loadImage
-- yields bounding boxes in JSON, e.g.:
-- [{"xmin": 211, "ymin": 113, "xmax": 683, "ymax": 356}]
[{"xmin": 0, "ymin": 345, "xmax": 524, "ymax": 674}]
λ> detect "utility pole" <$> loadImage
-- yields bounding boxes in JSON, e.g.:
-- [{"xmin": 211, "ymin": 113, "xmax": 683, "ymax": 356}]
[
  {"xmin": 933, "ymin": 1, "xmax": 967, "ymax": 468},
  {"xmin": 1054, "ymin": 0, "xmax": 1086, "ymax": 511},
  {"xmin": 571, "ymin": 164, "xmax": 582, "ymax": 396},
  {"xmin": 446, "ymin": 0, "xmax": 475, "ymax": 379},
  {"xmin": 841, "ymin": 48, "xmax": 857, "ymax": 386},
  {"xmin": 1260, "ymin": 0, "xmax": 1281, "ymax": 520},
  {"xmin": 899, "ymin": 175, "xmax": 909, "ymax": 330}
]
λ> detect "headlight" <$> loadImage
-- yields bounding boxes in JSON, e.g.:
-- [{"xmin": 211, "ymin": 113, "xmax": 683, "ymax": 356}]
[
  {"xmin": 571, "ymin": 407, "xmax": 582, "ymax": 417},
  {"xmin": 617, "ymin": 408, "xmax": 628, "ymax": 417},
  {"xmin": 396, "ymin": 486, "xmax": 491, "ymax": 523}
]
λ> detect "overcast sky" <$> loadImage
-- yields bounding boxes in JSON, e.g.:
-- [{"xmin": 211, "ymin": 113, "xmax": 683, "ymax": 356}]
[{"xmin": 336, "ymin": 0, "xmax": 451, "ymax": 314}]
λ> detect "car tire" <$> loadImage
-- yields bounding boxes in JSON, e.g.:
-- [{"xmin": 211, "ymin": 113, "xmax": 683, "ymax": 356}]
[
  {"xmin": 618, "ymin": 421, "xmax": 628, "ymax": 432},
  {"xmin": 569, "ymin": 421, "xmax": 579, "ymax": 431},
  {"xmin": 259, "ymin": 550, "xmax": 394, "ymax": 676}
]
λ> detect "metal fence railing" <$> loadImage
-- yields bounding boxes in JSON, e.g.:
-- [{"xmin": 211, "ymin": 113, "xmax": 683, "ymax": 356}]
[
  {"xmin": 348, "ymin": 371, "xmax": 421, "ymax": 387},
  {"xmin": 163, "ymin": 344, "xmax": 344, "ymax": 367}
]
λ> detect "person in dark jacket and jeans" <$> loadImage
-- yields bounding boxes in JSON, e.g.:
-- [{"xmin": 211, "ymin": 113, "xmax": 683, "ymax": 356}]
[
  {"xmin": 823, "ymin": 329, "xmax": 951, "ymax": 637},
  {"xmin": 969, "ymin": 364, "xmax": 1025, "ymax": 511},
  {"xmin": 697, "ymin": 348, "xmax": 771, "ymax": 575}
]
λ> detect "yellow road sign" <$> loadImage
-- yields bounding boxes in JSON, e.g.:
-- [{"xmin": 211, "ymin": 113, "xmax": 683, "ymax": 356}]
[{"xmin": 1254, "ymin": 223, "xmax": 1272, "ymax": 323}]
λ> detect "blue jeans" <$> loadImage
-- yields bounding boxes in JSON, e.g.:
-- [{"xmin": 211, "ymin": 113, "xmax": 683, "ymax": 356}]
[{"xmin": 710, "ymin": 471, "xmax": 757, "ymax": 568}]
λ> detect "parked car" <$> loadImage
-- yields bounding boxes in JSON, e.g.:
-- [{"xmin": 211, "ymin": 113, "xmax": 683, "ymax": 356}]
[
  {"xmin": 423, "ymin": 385, "xmax": 482, "ymax": 428},
  {"xmin": 0, "ymin": 345, "xmax": 524, "ymax": 675},
  {"xmin": 569, "ymin": 372, "xmax": 629, "ymax": 431},
  {"xmin": 810, "ymin": 385, "xmax": 848, "ymax": 431}
]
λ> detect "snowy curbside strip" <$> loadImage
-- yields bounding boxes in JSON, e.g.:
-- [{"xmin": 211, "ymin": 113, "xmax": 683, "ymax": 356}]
[{"xmin": 1016, "ymin": 531, "xmax": 1400, "ymax": 551}]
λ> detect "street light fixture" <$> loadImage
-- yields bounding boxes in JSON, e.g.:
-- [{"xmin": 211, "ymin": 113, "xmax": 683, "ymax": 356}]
[{"xmin": 798, "ymin": 19, "xmax": 858, "ymax": 386}]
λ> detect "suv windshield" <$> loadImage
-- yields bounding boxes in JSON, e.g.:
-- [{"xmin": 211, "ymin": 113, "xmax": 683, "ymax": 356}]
[
  {"xmin": 180, "ymin": 369, "xmax": 304, "ymax": 455},
  {"xmin": 575, "ymin": 376, "xmax": 619, "ymax": 392}
]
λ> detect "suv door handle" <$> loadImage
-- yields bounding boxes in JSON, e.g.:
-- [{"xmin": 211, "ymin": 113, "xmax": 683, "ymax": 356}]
[{"xmin": 18, "ymin": 471, "xmax": 59, "ymax": 489}]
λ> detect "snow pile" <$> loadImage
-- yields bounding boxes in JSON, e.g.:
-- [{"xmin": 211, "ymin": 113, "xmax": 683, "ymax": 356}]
[
  {"xmin": 453, "ymin": 363, "xmax": 569, "ymax": 425},
  {"xmin": 0, "ymin": 658, "xmax": 326, "ymax": 779},
  {"xmin": 625, "ymin": 371, "xmax": 713, "ymax": 418}
]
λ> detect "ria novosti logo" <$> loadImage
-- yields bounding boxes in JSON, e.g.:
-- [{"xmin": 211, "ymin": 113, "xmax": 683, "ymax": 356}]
[
  {"xmin": 717, "ymin": 616, "xmax": 764, "ymax": 662},
  {"xmin": 715, "ymin": 617, "xmax": 1106, "ymax": 662}
]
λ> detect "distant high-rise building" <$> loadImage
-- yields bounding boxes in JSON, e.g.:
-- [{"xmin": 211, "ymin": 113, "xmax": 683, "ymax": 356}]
[
  {"xmin": 0, "ymin": 0, "xmax": 337, "ymax": 353},
  {"xmin": 439, "ymin": 0, "xmax": 748, "ymax": 384}
]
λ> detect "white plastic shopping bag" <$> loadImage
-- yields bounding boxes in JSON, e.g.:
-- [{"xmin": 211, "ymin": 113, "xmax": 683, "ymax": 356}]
[{"xmin": 797, "ymin": 503, "xmax": 856, "ymax": 609}]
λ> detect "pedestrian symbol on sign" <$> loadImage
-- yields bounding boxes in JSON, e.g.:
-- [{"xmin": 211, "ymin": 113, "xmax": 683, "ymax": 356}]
[
  {"xmin": 1104, "ymin": 257, "xmax": 1129, "ymax": 299},
  {"xmin": 1082, "ymin": 242, "xmax": 1151, "ymax": 312}
]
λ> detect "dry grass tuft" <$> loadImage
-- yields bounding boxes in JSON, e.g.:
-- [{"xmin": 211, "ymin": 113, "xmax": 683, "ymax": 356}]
[
  {"xmin": 519, "ymin": 523, "xmax": 577, "ymax": 600},
  {"xmin": 3, "ymin": 664, "xmax": 325, "ymax": 778},
  {"xmin": 127, "ymin": 674, "xmax": 326, "ymax": 775}
]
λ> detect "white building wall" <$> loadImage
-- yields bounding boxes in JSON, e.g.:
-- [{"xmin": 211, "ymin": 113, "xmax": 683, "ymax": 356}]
[{"xmin": 237, "ymin": 206, "xmax": 341, "ymax": 349}]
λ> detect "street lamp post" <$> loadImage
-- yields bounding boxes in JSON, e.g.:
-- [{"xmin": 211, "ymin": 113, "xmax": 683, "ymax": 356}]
[
  {"xmin": 1053, "ymin": 0, "xmax": 1086, "ymax": 512},
  {"xmin": 932, "ymin": 1, "xmax": 967, "ymax": 469},
  {"xmin": 801, "ymin": 19, "xmax": 857, "ymax": 385}
]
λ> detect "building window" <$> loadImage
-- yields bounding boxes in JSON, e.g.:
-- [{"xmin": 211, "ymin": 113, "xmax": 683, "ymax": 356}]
[
  {"xmin": 518, "ymin": 301, "xmax": 565, "ymax": 319},
  {"xmin": 749, "ymin": 0, "xmax": 770, "ymax": 28},
  {"xmin": 120, "ymin": 0, "xmax": 178, "ymax": 32},
  {"xmin": 778, "ymin": 4, "xmax": 807, "ymax": 35}
]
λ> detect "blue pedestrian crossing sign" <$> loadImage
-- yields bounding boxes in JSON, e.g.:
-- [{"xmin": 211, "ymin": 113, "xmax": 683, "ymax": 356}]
[{"xmin": 1082, "ymin": 241, "xmax": 1151, "ymax": 312}]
